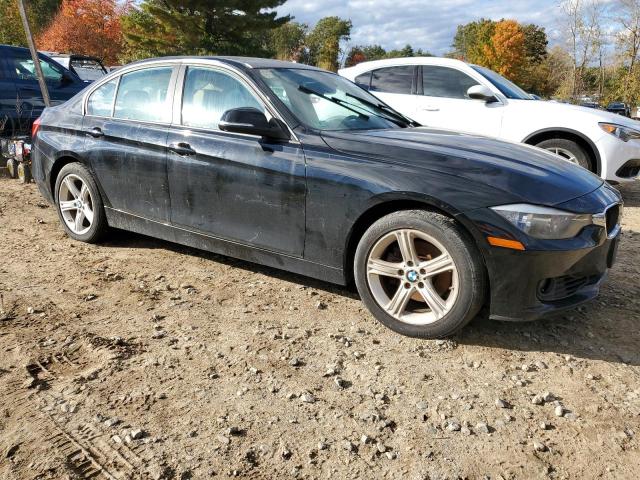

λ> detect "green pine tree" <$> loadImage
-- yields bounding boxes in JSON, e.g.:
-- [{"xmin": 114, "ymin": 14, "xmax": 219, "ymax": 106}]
[{"xmin": 121, "ymin": 0, "xmax": 289, "ymax": 62}]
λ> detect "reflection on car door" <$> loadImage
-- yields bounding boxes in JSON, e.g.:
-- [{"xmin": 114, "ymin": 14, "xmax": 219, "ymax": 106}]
[
  {"xmin": 83, "ymin": 66, "xmax": 177, "ymax": 223},
  {"xmin": 166, "ymin": 65, "xmax": 306, "ymax": 256},
  {"xmin": 414, "ymin": 65, "xmax": 503, "ymax": 137}
]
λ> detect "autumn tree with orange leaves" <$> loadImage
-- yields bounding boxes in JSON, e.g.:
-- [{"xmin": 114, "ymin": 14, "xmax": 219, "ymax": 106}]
[
  {"xmin": 482, "ymin": 20, "xmax": 527, "ymax": 79},
  {"xmin": 37, "ymin": 0, "xmax": 130, "ymax": 64}
]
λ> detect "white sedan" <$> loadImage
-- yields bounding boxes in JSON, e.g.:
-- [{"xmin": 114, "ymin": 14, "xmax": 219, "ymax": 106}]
[{"xmin": 340, "ymin": 57, "xmax": 640, "ymax": 183}]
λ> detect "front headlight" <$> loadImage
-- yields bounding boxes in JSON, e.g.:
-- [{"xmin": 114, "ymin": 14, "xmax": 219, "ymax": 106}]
[
  {"xmin": 491, "ymin": 204, "xmax": 593, "ymax": 239},
  {"xmin": 599, "ymin": 122, "xmax": 640, "ymax": 142}
]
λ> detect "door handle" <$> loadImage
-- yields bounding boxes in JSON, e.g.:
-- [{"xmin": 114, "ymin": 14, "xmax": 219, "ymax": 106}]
[
  {"xmin": 86, "ymin": 127, "xmax": 104, "ymax": 138},
  {"xmin": 168, "ymin": 142, "xmax": 196, "ymax": 156},
  {"xmin": 420, "ymin": 106, "xmax": 440, "ymax": 112}
]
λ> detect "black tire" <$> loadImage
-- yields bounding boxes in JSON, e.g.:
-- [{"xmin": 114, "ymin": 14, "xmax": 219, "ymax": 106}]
[
  {"xmin": 354, "ymin": 210, "xmax": 487, "ymax": 338},
  {"xmin": 54, "ymin": 163, "xmax": 108, "ymax": 243},
  {"xmin": 17, "ymin": 163, "xmax": 32, "ymax": 184},
  {"xmin": 6, "ymin": 158, "xmax": 17, "ymax": 179},
  {"xmin": 535, "ymin": 138, "xmax": 592, "ymax": 171}
]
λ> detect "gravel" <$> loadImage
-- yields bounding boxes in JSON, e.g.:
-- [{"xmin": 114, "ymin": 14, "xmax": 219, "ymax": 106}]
[{"xmin": 2, "ymin": 179, "xmax": 640, "ymax": 479}]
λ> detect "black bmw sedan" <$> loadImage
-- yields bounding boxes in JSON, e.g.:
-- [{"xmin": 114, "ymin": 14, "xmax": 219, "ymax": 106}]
[{"xmin": 31, "ymin": 57, "xmax": 622, "ymax": 338}]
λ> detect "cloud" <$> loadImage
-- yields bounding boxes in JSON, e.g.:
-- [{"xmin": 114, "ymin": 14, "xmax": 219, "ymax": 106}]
[{"xmin": 279, "ymin": 0, "xmax": 566, "ymax": 54}]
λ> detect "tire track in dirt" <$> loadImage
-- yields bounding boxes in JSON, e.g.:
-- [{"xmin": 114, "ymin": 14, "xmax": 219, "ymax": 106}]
[{"xmin": 3, "ymin": 339, "xmax": 156, "ymax": 479}]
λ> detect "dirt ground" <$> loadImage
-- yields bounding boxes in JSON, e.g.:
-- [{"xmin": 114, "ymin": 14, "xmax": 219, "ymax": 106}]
[{"xmin": 0, "ymin": 174, "xmax": 639, "ymax": 480}]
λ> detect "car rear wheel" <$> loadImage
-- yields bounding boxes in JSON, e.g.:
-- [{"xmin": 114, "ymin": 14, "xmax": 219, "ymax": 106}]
[
  {"xmin": 354, "ymin": 210, "xmax": 486, "ymax": 338},
  {"xmin": 54, "ymin": 163, "xmax": 108, "ymax": 243},
  {"xmin": 536, "ymin": 138, "xmax": 592, "ymax": 171}
]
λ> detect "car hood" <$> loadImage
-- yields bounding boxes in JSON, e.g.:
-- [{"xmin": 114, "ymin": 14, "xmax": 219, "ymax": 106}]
[
  {"xmin": 320, "ymin": 127, "xmax": 604, "ymax": 206},
  {"xmin": 517, "ymin": 99, "xmax": 640, "ymax": 128}
]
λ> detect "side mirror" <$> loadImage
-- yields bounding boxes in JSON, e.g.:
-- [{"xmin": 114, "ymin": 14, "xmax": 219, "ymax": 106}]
[
  {"xmin": 61, "ymin": 72, "xmax": 74, "ymax": 85},
  {"xmin": 467, "ymin": 85, "xmax": 497, "ymax": 103},
  {"xmin": 219, "ymin": 107, "xmax": 289, "ymax": 141}
]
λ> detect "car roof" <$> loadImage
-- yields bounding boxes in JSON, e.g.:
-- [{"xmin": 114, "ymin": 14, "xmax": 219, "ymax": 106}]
[
  {"xmin": 339, "ymin": 56, "xmax": 469, "ymax": 74},
  {"xmin": 0, "ymin": 44, "xmax": 31, "ymax": 52},
  {"xmin": 126, "ymin": 55, "xmax": 324, "ymax": 72},
  {"xmin": 43, "ymin": 52, "xmax": 102, "ymax": 61}
]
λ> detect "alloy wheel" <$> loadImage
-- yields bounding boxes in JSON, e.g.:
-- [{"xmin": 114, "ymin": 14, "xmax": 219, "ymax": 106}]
[
  {"xmin": 366, "ymin": 229, "xmax": 459, "ymax": 325},
  {"xmin": 546, "ymin": 147, "xmax": 579, "ymax": 165},
  {"xmin": 58, "ymin": 174, "xmax": 94, "ymax": 235}
]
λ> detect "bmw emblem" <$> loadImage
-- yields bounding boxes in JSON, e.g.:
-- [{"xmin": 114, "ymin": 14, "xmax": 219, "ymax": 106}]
[{"xmin": 406, "ymin": 270, "xmax": 419, "ymax": 282}]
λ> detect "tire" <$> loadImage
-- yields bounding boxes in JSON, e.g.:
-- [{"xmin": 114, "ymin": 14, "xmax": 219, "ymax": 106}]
[
  {"xmin": 535, "ymin": 138, "xmax": 592, "ymax": 171},
  {"xmin": 17, "ymin": 163, "xmax": 32, "ymax": 184},
  {"xmin": 54, "ymin": 163, "xmax": 108, "ymax": 243},
  {"xmin": 354, "ymin": 210, "xmax": 486, "ymax": 338},
  {"xmin": 6, "ymin": 158, "xmax": 17, "ymax": 179}
]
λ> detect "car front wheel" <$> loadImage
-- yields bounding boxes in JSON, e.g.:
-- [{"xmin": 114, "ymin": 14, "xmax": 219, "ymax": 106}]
[
  {"xmin": 54, "ymin": 163, "xmax": 108, "ymax": 243},
  {"xmin": 536, "ymin": 138, "xmax": 592, "ymax": 171},
  {"xmin": 354, "ymin": 210, "xmax": 487, "ymax": 338}
]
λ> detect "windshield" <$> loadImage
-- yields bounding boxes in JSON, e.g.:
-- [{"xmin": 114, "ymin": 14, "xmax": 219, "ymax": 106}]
[
  {"xmin": 256, "ymin": 68, "xmax": 411, "ymax": 131},
  {"xmin": 71, "ymin": 59, "xmax": 107, "ymax": 81},
  {"xmin": 471, "ymin": 65, "xmax": 532, "ymax": 100}
]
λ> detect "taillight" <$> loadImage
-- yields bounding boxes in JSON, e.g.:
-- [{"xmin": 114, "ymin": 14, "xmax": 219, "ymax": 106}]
[{"xmin": 32, "ymin": 117, "xmax": 41, "ymax": 139}]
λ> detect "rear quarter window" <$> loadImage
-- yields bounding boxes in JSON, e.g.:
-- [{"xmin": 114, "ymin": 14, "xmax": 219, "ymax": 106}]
[
  {"xmin": 370, "ymin": 66, "xmax": 414, "ymax": 94},
  {"xmin": 87, "ymin": 78, "xmax": 118, "ymax": 117},
  {"xmin": 354, "ymin": 72, "xmax": 371, "ymax": 90}
]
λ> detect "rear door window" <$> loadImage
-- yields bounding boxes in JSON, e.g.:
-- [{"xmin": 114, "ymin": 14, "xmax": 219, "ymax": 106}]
[
  {"xmin": 370, "ymin": 66, "xmax": 414, "ymax": 94},
  {"xmin": 113, "ymin": 67, "xmax": 173, "ymax": 123}
]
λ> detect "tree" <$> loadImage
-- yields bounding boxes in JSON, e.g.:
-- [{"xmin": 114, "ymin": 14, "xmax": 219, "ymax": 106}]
[
  {"xmin": 522, "ymin": 24, "xmax": 548, "ymax": 64},
  {"xmin": 122, "ymin": 0, "xmax": 289, "ymax": 61},
  {"xmin": 37, "ymin": 0, "xmax": 127, "ymax": 64},
  {"xmin": 270, "ymin": 22, "xmax": 307, "ymax": 62},
  {"xmin": 483, "ymin": 20, "xmax": 526, "ymax": 80},
  {"xmin": 0, "ymin": 0, "xmax": 61, "ymax": 46},
  {"xmin": 345, "ymin": 43, "xmax": 432, "ymax": 67},
  {"xmin": 561, "ymin": 0, "xmax": 604, "ymax": 100},
  {"xmin": 306, "ymin": 16, "xmax": 352, "ymax": 71},
  {"xmin": 361, "ymin": 44, "xmax": 387, "ymax": 61},
  {"xmin": 451, "ymin": 18, "xmax": 495, "ymax": 63},
  {"xmin": 345, "ymin": 46, "xmax": 367, "ymax": 67},
  {"xmin": 614, "ymin": 0, "xmax": 640, "ymax": 106}
]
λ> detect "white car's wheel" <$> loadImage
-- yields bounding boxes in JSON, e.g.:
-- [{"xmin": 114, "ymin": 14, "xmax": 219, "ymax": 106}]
[{"xmin": 536, "ymin": 138, "xmax": 592, "ymax": 171}]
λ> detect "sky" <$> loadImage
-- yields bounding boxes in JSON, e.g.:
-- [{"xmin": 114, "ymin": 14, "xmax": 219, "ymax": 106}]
[{"xmin": 278, "ymin": 0, "xmax": 568, "ymax": 55}]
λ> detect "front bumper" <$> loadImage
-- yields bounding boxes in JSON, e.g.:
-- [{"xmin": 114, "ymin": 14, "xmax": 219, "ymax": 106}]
[
  {"xmin": 485, "ymin": 232, "xmax": 618, "ymax": 321},
  {"xmin": 462, "ymin": 182, "xmax": 622, "ymax": 322},
  {"xmin": 596, "ymin": 132, "xmax": 640, "ymax": 183}
]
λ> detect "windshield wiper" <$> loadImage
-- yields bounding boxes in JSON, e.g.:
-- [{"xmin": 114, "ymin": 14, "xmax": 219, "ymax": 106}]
[
  {"xmin": 345, "ymin": 92, "xmax": 418, "ymax": 127},
  {"xmin": 298, "ymin": 85, "xmax": 369, "ymax": 120}
]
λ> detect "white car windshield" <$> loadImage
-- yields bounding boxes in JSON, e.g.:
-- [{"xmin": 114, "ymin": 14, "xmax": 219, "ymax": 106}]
[
  {"xmin": 256, "ymin": 68, "xmax": 414, "ymax": 131},
  {"xmin": 471, "ymin": 65, "xmax": 532, "ymax": 100}
]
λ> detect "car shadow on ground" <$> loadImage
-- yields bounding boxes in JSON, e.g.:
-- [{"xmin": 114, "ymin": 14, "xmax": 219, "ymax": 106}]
[
  {"xmin": 102, "ymin": 228, "xmax": 639, "ymax": 367},
  {"xmin": 618, "ymin": 182, "xmax": 640, "ymax": 208},
  {"xmin": 101, "ymin": 228, "xmax": 360, "ymax": 299},
  {"xmin": 457, "ymin": 312, "xmax": 640, "ymax": 367}
]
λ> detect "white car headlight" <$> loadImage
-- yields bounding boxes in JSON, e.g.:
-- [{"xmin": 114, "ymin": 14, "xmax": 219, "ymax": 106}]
[
  {"xmin": 599, "ymin": 122, "xmax": 640, "ymax": 142},
  {"xmin": 491, "ymin": 204, "xmax": 594, "ymax": 239}
]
